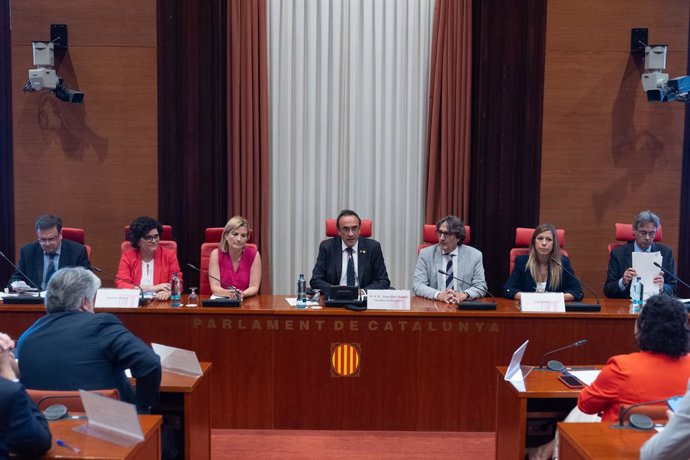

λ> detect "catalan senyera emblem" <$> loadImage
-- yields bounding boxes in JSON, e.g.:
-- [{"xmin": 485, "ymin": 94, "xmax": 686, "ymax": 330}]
[{"xmin": 331, "ymin": 343, "xmax": 361, "ymax": 377}]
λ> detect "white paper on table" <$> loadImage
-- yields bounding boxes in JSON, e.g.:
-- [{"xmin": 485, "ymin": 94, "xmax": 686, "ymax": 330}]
[
  {"xmin": 284, "ymin": 297, "xmax": 320, "ymax": 307},
  {"xmin": 366, "ymin": 290, "xmax": 411, "ymax": 310},
  {"xmin": 74, "ymin": 389, "xmax": 143, "ymax": 447},
  {"xmin": 520, "ymin": 292, "xmax": 565, "ymax": 312},
  {"xmin": 152, "ymin": 343, "xmax": 202, "ymax": 376},
  {"xmin": 505, "ymin": 339, "xmax": 533, "ymax": 385},
  {"xmin": 567, "ymin": 370, "xmax": 600, "ymax": 386},
  {"xmin": 95, "ymin": 289, "xmax": 140, "ymax": 308},
  {"xmin": 632, "ymin": 252, "xmax": 663, "ymax": 299}
]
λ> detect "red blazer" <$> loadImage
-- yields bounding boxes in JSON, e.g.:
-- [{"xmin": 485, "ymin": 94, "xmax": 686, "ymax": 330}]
[{"xmin": 116, "ymin": 246, "xmax": 182, "ymax": 289}]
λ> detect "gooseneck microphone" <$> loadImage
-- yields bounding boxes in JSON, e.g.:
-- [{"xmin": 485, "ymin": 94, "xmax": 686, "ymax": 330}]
[
  {"xmin": 550, "ymin": 257, "xmax": 601, "ymax": 311},
  {"xmin": 617, "ymin": 398, "xmax": 670, "ymax": 430},
  {"xmin": 538, "ymin": 339, "xmax": 587, "ymax": 371},
  {"xmin": 0, "ymin": 250, "xmax": 44, "ymax": 304},
  {"xmin": 91, "ymin": 266, "xmax": 150, "ymax": 306},
  {"xmin": 187, "ymin": 263, "xmax": 242, "ymax": 307},
  {"xmin": 437, "ymin": 269, "xmax": 496, "ymax": 310},
  {"xmin": 652, "ymin": 261, "xmax": 690, "ymax": 291}
]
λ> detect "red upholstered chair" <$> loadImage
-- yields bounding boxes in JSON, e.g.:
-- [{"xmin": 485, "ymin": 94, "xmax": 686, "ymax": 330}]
[
  {"xmin": 509, "ymin": 227, "xmax": 568, "ymax": 273},
  {"xmin": 417, "ymin": 224, "xmax": 472, "ymax": 254},
  {"xmin": 607, "ymin": 223, "xmax": 662, "ymax": 254},
  {"xmin": 62, "ymin": 227, "xmax": 91, "ymax": 259},
  {"xmin": 27, "ymin": 388, "xmax": 120, "ymax": 412},
  {"xmin": 199, "ymin": 227, "xmax": 256, "ymax": 295},
  {"xmin": 325, "ymin": 218, "xmax": 373, "ymax": 237}
]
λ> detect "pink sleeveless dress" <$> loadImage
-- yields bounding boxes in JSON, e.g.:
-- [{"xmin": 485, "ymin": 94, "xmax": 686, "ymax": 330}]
[{"xmin": 218, "ymin": 246, "xmax": 257, "ymax": 291}]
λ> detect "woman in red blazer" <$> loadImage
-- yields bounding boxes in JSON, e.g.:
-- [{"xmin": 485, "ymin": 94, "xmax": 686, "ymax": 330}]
[{"xmin": 116, "ymin": 216, "xmax": 181, "ymax": 300}]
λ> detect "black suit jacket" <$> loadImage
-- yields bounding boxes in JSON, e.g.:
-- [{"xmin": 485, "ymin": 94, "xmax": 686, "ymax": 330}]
[
  {"xmin": 0, "ymin": 378, "xmax": 51, "ymax": 458},
  {"xmin": 309, "ymin": 237, "xmax": 391, "ymax": 291},
  {"xmin": 604, "ymin": 242, "xmax": 676, "ymax": 298},
  {"xmin": 16, "ymin": 311, "xmax": 162, "ymax": 412},
  {"xmin": 503, "ymin": 255, "xmax": 584, "ymax": 300},
  {"xmin": 9, "ymin": 239, "xmax": 90, "ymax": 288}
]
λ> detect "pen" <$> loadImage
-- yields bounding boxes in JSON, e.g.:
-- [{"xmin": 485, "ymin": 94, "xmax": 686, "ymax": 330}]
[{"xmin": 56, "ymin": 439, "xmax": 81, "ymax": 453}]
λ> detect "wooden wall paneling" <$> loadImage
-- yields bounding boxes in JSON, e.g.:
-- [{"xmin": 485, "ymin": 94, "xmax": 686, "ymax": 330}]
[
  {"xmin": 0, "ymin": 1, "xmax": 15, "ymax": 285},
  {"xmin": 677, "ymin": 10, "xmax": 690, "ymax": 298},
  {"xmin": 470, "ymin": 0, "xmax": 547, "ymax": 294},
  {"xmin": 157, "ymin": 0, "xmax": 228, "ymax": 290},
  {"xmin": 540, "ymin": 0, "xmax": 689, "ymax": 294}
]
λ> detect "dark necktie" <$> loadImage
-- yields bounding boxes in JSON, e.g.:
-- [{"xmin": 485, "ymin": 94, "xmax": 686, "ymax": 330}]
[
  {"xmin": 44, "ymin": 252, "xmax": 57, "ymax": 287},
  {"xmin": 346, "ymin": 247, "xmax": 357, "ymax": 287},
  {"xmin": 445, "ymin": 253, "xmax": 455, "ymax": 289}
]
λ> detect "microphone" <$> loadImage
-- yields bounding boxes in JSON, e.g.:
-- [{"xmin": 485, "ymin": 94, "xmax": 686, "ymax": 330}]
[
  {"xmin": 616, "ymin": 398, "xmax": 670, "ymax": 430},
  {"xmin": 91, "ymin": 266, "xmax": 150, "ymax": 306},
  {"xmin": 186, "ymin": 263, "xmax": 242, "ymax": 307},
  {"xmin": 653, "ymin": 261, "xmax": 690, "ymax": 291},
  {"xmin": 537, "ymin": 339, "xmax": 587, "ymax": 371},
  {"xmin": 437, "ymin": 269, "xmax": 496, "ymax": 310},
  {"xmin": 0, "ymin": 250, "xmax": 44, "ymax": 304},
  {"xmin": 550, "ymin": 257, "xmax": 601, "ymax": 312}
]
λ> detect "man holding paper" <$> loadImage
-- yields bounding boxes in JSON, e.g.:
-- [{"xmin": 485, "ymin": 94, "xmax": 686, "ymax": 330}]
[
  {"xmin": 604, "ymin": 210, "xmax": 676, "ymax": 298},
  {"xmin": 15, "ymin": 267, "xmax": 162, "ymax": 413}
]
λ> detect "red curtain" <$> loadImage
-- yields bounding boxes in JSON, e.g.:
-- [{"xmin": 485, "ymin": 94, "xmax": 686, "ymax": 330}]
[
  {"xmin": 425, "ymin": 0, "xmax": 472, "ymax": 225},
  {"xmin": 227, "ymin": 0, "xmax": 271, "ymax": 292}
]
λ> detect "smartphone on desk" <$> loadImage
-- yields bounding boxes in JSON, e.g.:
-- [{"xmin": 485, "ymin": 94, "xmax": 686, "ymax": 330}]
[
  {"xmin": 558, "ymin": 373, "xmax": 584, "ymax": 389},
  {"xmin": 667, "ymin": 395, "xmax": 684, "ymax": 412}
]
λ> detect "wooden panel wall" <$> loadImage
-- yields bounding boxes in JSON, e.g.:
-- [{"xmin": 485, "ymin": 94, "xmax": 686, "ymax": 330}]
[
  {"xmin": 10, "ymin": 0, "xmax": 157, "ymax": 278},
  {"xmin": 540, "ymin": 0, "xmax": 690, "ymax": 294}
]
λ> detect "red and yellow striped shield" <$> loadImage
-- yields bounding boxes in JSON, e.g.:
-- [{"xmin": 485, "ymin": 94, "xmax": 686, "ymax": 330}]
[{"xmin": 331, "ymin": 343, "xmax": 361, "ymax": 377}]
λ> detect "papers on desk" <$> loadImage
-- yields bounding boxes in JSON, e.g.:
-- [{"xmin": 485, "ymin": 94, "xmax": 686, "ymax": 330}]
[
  {"xmin": 520, "ymin": 292, "xmax": 566, "ymax": 312},
  {"xmin": 152, "ymin": 343, "xmax": 202, "ymax": 376},
  {"xmin": 567, "ymin": 369, "xmax": 600, "ymax": 386},
  {"xmin": 95, "ymin": 288, "xmax": 141, "ymax": 308},
  {"xmin": 74, "ymin": 390, "xmax": 144, "ymax": 446},
  {"xmin": 632, "ymin": 252, "xmax": 663, "ymax": 300},
  {"xmin": 285, "ymin": 297, "xmax": 320, "ymax": 307}
]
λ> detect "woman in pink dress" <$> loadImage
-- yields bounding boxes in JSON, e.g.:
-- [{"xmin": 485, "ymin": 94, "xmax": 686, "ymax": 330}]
[{"xmin": 208, "ymin": 216, "xmax": 262, "ymax": 299}]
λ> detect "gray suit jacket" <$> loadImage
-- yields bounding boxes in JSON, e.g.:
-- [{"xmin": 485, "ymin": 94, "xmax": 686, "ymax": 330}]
[
  {"xmin": 413, "ymin": 244, "xmax": 487, "ymax": 300},
  {"xmin": 640, "ymin": 379, "xmax": 690, "ymax": 460}
]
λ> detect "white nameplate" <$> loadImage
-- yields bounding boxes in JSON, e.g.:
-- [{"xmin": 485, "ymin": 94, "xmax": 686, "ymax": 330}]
[
  {"xmin": 74, "ymin": 390, "xmax": 143, "ymax": 447},
  {"xmin": 95, "ymin": 288, "xmax": 140, "ymax": 308},
  {"xmin": 505, "ymin": 339, "xmax": 533, "ymax": 391},
  {"xmin": 366, "ymin": 290, "xmax": 411, "ymax": 310},
  {"xmin": 152, "ymin": 343, "xmax": 202, "ymax": 376},
  {"xmin": 520, "ymin": 292, "xmax": 565, "ymax": 312}
]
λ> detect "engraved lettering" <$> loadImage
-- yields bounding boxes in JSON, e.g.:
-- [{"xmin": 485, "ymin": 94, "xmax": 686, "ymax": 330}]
[{"xmin": 368, "ymin": 321, "xmax": 379, "ymax": 331}]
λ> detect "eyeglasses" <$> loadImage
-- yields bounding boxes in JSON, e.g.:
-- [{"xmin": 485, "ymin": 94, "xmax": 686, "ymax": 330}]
[
  {"xmin": 637, "ymin": 230, "xmax": 657, "ymax": 238},
  {"xmin": 436, "ymin": 231, "xmax": 456, "ymax": 238},
  {"xmin": 339, "ymin": 226, "xmax": 360, "ymax": 234},
  {"xmin": 38, "ymin": 235, "xmax": 60, "ymax": 244},
  {"xmin": 142, "ymin": 234, "xmax": 161, "ymax": 242}
]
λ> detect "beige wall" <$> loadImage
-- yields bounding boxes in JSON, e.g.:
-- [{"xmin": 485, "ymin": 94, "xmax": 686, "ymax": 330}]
[
  {"xmin": 541, "ymin": 0, "xmax": 689, "ymax": 294},
  {"xmin": 11, "ymin": 0, "xmax": 158, "ymax": 277}
]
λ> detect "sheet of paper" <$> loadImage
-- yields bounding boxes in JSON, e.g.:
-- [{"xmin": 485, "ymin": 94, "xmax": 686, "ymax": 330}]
[
  {"xmin": 152, "ymin": 343, "xmax": 202, "ymax": 376},
  {"xmin": 632, "ymin": 252, "xmax": 663, "ymax": 299},
  {"xmin": 75, "ymin": 389, "xmax": 143, "ymax": 446},
  {"xmin": 366, "ymin": 290, "xmax": 411, "ymax": 310},
  {"xmin": 95, "ymin": 288, "xmax": 139, "ymax": 308},
  {"xmin": 567, "ymin": 369, "xmax": 600, "ymax": 386},
  {"xmin": 520, "ymin": 292, "xmax": 566, "ymax": 312},
  {"xmin": 284, "ymin": 297, "xmax": 320, "ymax": 307},
  {"xmin": 505, "ymin": 340, "xmax": 529, "ymax": 381}
]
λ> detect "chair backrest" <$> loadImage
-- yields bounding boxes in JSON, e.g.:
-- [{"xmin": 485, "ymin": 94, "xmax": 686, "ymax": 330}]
[
  {"xmin": 325, "ymin": 218, "xmax": 373, "ymax": 237},
  {"xmin": 27, "ymin": 388, "xmax": 120, "ymax": 412},
  {"xmin": 417, "ymin": 224, "xmax": 472, "ymax": 254},
  {"xmin": 509, "ymin": 227, "xmax": 567, "ymax": 273},
  {"xmin": 199, "ymin": 242, "xmax": 258, "ymax": 295},
  {"xmin": 124, "ymin": 224, "xmax": 173, "ymax": 241},
  {"xmin": 62, "ymin": 227, "xmax": 91, "ymax": 259},
  {"xmin": 121, "ymin": 240, "xmax": 178, "ymax": 254},
  {"xmin": 607, "ymin": 223, "xmax": 663, "ymax": 254},
  {"xmin": 205, "ymin": 227, "xmax": 254, "ymax": 244}
]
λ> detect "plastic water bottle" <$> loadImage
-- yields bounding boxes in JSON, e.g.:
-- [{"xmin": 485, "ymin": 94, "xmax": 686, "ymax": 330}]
[
  {"xmin": 171, "ymin": 272, "xmax": 182, "ymax": 307},
  {"xmin": 297, "ymin": 274, "xmax": 307, "ymax": 308},
  {"xmin": 630, "ymin": 276, "xmax": 643, "ymax": 313}
]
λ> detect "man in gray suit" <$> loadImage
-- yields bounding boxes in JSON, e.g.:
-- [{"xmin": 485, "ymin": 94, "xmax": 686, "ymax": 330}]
[{"xmin": 413, "ymin": 215, "xmax": 487, "ymax": 303}]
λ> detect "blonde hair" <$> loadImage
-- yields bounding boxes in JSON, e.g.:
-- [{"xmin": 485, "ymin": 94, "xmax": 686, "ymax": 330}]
[
  {"xmin": 219, "ymin": 216, "xmax": 250, "ymax": 253},
  {"xmin": 526, "ymin": 223, "xmax": 563, "ymax": 290}
]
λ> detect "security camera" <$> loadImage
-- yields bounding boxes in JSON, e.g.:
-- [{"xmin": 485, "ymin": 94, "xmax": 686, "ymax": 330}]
[
  {"xmin": 22, "ymin": 41, "xmax": 84, "ymax": 104},
  {"xmin": 640, "ymin": 45, "xmax": 689, "ymax": 102}
]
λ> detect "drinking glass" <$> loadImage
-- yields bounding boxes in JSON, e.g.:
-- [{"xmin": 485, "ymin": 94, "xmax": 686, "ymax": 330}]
[{"xmin": 186, "ymin": 287, "xmax": 199, "ymax": 307}]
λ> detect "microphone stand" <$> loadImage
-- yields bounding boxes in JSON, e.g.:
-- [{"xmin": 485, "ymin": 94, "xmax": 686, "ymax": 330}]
[
  {"xmin": 653, "ymin": 261, "xmax": 690, "ymax": 291},
  {"xmin": 437, "ymin": 269, "xmax": 496, "ymax": 310},
  {"xmin": 550, "ymin": 258, "xmax": 601, "ymax": 312},
  {"xmin": 186, "ymin": 263, "xmax": 242, "ymax": 307},
  {"xmin": 91, "ymin": 266, "xmax": 150, "ymax": 306},
  {"xmin": 615, "ymin": 398, "xmax": 669, "ymax": 430},
  {"xmin": 0, "ymin": 250, "xmax": 44, "ymax": 304},
  {"xmin": 537, "ymin": 339, "xmax": 587, "ymax": 371}
]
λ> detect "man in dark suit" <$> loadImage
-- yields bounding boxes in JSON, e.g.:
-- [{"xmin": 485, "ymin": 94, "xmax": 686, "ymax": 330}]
[
  {"xmin": 0, "ymin": 332, "xmax": 51, "ymax": 458},
  {"xmin": 310, "ymin": 209, "xmax": 390, "ymax": 291},
  {"xmin": 16, "ymin": 267, "xmax": 162, "ymax": 413},
  {"xmin": 604, "ymin": 210, "xmax": 676, "ymax": 298},
  {"xmin": 9, "ymin": 214, "xmax": 90, "ymax": 291}
]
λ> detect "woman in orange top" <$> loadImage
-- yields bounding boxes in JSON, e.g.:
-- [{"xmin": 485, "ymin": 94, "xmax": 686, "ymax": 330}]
[
  {"xmin": 578, "ymin": 294, "xmax": 690, "ymax": 422},
  {"xmin": 116, "ymin": 216, "xmax": 181, "ymax": 300}
]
